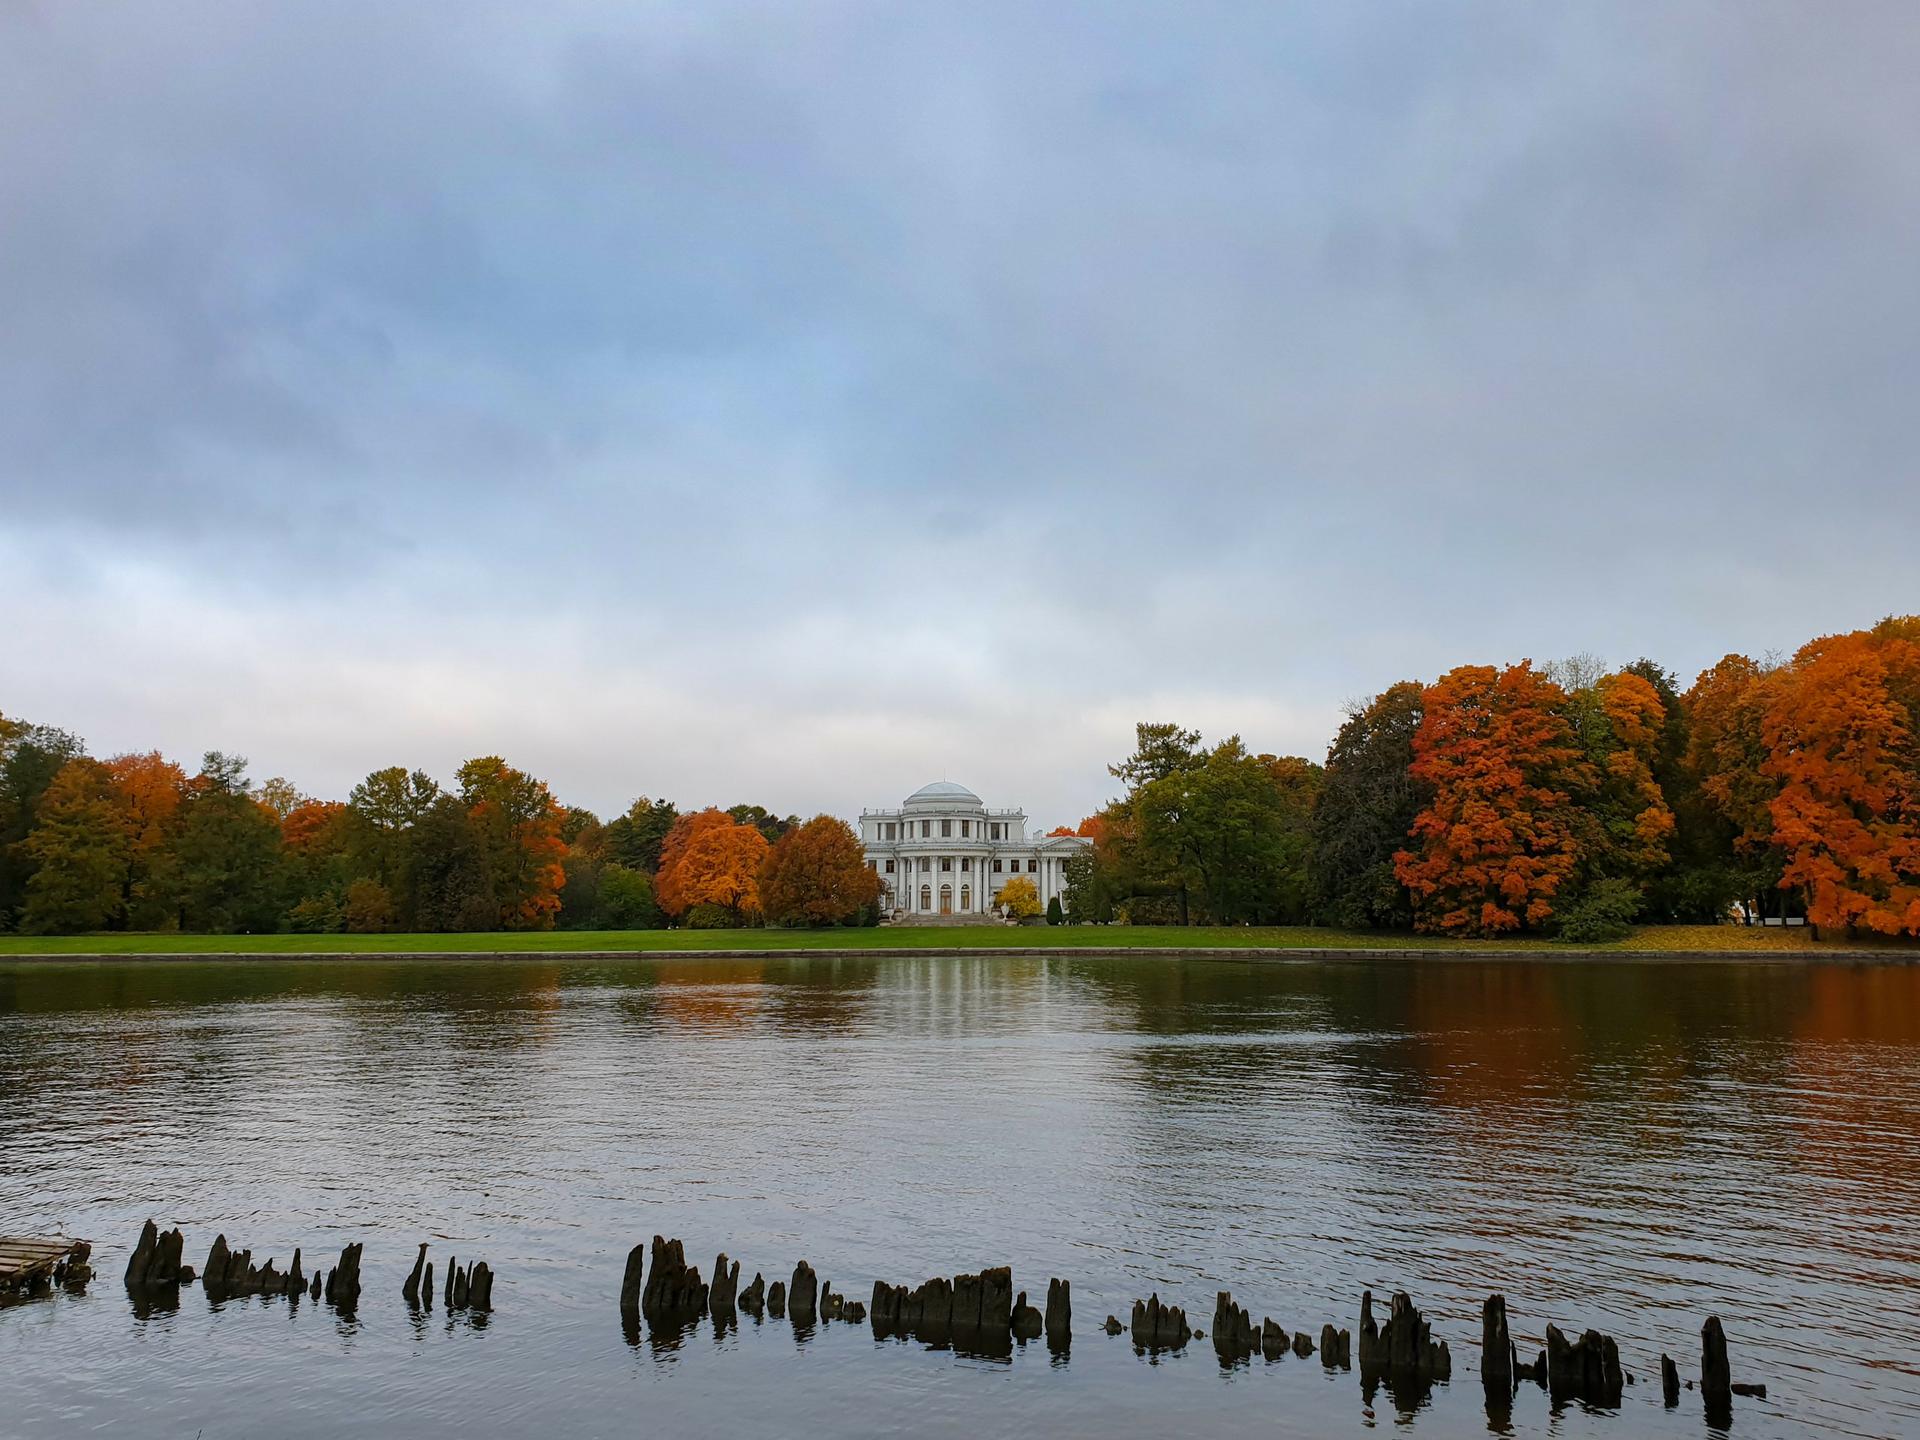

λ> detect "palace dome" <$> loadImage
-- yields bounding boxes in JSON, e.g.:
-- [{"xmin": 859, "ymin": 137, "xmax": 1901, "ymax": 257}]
[{"xmin": 904, "ymin": 780, "xmax": 982, "ymax": 808}]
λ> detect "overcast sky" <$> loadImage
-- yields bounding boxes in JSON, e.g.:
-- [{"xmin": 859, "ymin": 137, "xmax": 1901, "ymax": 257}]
[{"xmin": 2, "ymin": 3, "xmax": 1916, "ymax": 828}]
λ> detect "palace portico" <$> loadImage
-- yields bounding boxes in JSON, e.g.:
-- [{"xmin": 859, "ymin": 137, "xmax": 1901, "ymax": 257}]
[{"xmin": 860, "ymin": 782, "xmax": 1090, "ymax": 918}]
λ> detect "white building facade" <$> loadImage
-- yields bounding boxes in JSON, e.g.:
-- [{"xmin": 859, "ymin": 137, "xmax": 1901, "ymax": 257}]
[{"xmin": 860, "ymin": 781, "xmax": 1092, "ymax": 918}]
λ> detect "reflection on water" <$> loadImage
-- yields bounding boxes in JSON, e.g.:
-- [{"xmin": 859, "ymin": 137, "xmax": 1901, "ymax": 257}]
[{"xmin": 2, "ymin": 954, "xmax": 1918, "ymax": 1439}]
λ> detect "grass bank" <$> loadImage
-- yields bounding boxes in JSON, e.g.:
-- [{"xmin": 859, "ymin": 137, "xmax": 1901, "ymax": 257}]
[{"xmin": 0, "ymin": 924, "xmax": 1909, "ymax": 957}]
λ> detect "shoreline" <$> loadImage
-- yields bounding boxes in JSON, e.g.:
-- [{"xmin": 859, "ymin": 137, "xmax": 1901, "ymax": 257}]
[{"xmin": 2, "ymin": 944, "xmax": 1914, "ymax": 965}]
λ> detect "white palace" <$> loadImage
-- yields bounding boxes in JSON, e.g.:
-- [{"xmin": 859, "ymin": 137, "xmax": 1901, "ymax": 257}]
[{"xmin": 860, "ymin": 781, "xmax": 1091, "ymax": 919}]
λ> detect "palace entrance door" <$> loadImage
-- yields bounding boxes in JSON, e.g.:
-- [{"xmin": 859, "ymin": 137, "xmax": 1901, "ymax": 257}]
[{"xmin": 939, "ymin": 885, "xmax": 953, "ymax": 915}]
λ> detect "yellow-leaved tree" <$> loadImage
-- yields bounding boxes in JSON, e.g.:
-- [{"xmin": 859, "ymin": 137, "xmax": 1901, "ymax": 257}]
[{"xmin": 997, "ymin": 874, "xmax": 1040, "ymax": 919}]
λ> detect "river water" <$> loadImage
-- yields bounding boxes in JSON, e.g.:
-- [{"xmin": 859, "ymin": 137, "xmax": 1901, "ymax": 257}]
[{"xmin": 1, "ymin": 953, "xmax": 1916, "ymax": 1439}]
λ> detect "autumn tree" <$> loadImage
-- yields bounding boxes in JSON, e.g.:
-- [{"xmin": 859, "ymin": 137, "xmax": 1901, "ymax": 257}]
[
  {"xmin": 1394, "ymin": 664, "xmax": 1592, "ymax": 936},
  {"xmin": 758, "ymin": 815, "xmax": 882, "ymax": 927},
  {"xmin": 655, "ymin": 808, "xmax": 734, "ymax": 914},
  {"xmin": 655, "ymin": 808, "xmax": 769, "ymax": 924},
  {"xmin": 105, "ymin": 751, "xmax": 189, "ymax": 929},
  {"xmin": 280, "ymin": 799, "xmax": 355, "ymax": 931},
  {"xmin": 1541, "ymin": 667, "xmax": 1678, "ymax": 939},
  {"xmin": 1310, "ymin": 681, "xmax": 1427, "ymax": 928},
  {"xmin": 1622, "ymin": 659, "xmax": 1740, "ymax": 923},
  {"xmin": 342, "ymin": 876, "xmax": 397, "ymax": 933},
  {"xmin": 456, "ymin": 756, "xmax": 567, "ymax": 930},
  {"xmin": 1685, "ymin": 654, "xmax": 1786, "ymax": 921},
  {"xmin": 1763, "ymin": 619, "xmax": 1920, "ymax": 936},
  {"xmin": 17, "ymin": 758, "xmax": 129, "ymax": 933},
  {"xmin": 997, "ymin": 873, "xmax": 1041, "ymax": 919},
  {"xmin": 251, "ymin": 776, "xmax": 308, "ymax": 822}
]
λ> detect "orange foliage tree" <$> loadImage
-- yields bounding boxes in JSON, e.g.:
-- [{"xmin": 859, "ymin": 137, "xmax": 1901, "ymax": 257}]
[
  {"xmin": 656, "ymin": 808, "xmax": 769, "ymax": 923},
  {"xmin": 1686, "ymin": 655, "xmax": 1781, "ymax": 857},
  {"xmin": 655, "ymin": 808, "xmax": 733, "ymax": 916},
  {"xmin": 758, "ymin": 815, "xmax": 881, "ymax": 926},
  {"xmin": 103, "ymin": 750, "xmax": 189, "ymax": 927},
  {"xmin": 1586, "ymin": 670, "xmax": 1677, "ymax": 879},
  {"xmin": 1394, "ymin": 663, "xmax": 1592, "ymax": 935},
  {"xmin": 282, "ymin": 799, "xmax": 347, "ymax": 852},
  {"xmin": 455, "ymin": 756, "xmax": 567, "ymax": 930},
  {"xmin": 1762, "ymin": 619, "xmax": 1920, "ymax": 936}
]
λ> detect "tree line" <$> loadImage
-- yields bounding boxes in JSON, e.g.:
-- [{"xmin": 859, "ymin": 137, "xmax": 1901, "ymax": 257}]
[
  {"xmin": 4, "ymin": 614, "xmax": 1915, "ymax": 940},
  {"xmin": 0, "ymin": 733, "xmax": 881, "ymax": 935},
  {"xmin": 1064, "ymin": 615, "xmax": 1920, "ymax": 940}
]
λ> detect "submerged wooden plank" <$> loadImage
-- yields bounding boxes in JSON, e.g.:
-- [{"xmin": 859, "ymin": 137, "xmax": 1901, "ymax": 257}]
[{"xmin": 0, "ymin": 1236, "xmax": 72, "ymax": 1282}]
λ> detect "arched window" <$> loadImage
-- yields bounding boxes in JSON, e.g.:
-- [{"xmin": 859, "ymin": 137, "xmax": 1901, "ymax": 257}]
[
  {"xmin": 960, "ymin": 884, "xmax": 971, "ymax": 911},
  {"xmin": 919, "ymin": 884, "xmax": 932, "ymax": 911}
]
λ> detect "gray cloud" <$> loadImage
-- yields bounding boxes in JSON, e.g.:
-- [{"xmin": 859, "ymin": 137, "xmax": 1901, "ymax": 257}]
[{"xmin": 3, "ymin": 2, "xmax": 1917, "ymax": 824}]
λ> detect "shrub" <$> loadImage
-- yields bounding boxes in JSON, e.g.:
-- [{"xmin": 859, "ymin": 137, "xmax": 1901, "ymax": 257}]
[
  {"xmin": 599, "ymin": 864, "xmax": 663, "ymax": 929},
  {"xmin": 343, "ymin": 877, "xmax": 397, "ymax": 934},
  {"xmin": 1046, "ymin": 895, "xmax": 1064, "ymax": 926},
  {"xmin": 683, "ymin": 902, "xmax": 737, "ymax": 929},
  {"xmin": 287, "ymin": 894, "xmax": 343, "ymax": 934},
  {"xmin": 1552, "ymin": 878, "xmax": 1643, "ymax": 944}
]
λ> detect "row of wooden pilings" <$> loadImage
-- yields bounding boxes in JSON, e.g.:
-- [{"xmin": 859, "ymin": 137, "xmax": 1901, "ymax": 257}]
[
  {"xmin": 120, "ymin": 1219, "xmax": 493, "ymax": 1316},
  {"xmin": 110, "ymin": 1219, "xmax": 1769, "ymax": 1422},
  {"xmin": 622, "ymin": 1233, "xmax": 1767, "ymax": 1422}
]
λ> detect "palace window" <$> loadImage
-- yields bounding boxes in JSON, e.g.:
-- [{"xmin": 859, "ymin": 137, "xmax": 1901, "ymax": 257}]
[
  {"xmin": 941, "ymin": 858, "xmax": 952, "ymax": 872},
  {"xmin": 1027, "ymin": 859, "xmax": 1038, "ymax": 872},
  {"xmin": 918, "ymin": 857, "xmax": 931, "ymax": 873},
  {"xmin": 961, "ymin": 820, "xmax": 971, "ymax": 837},
  {"xmin": 920, "ymin": 820, "xmax": 931, "ymax": 838},
  {"xmin": 993, "ymin": 860, "xmax": 1003, "ymax": 873},
  {"xmin": 884, "ymin": 859, "xmax": 896, "ymax": 874},
  {"xmin": 960, "ymin": 857, "xmax": 970, "ymax": 872},
  {"xmin": 884, "ymin": 823, "xmax": 897, "ymax": 841},
  {"xmin": 960, "ymin": 885, "xmax": 971, "ymax": 910},
  {"xmin": 920, "ymin": 884, "xmax": 931, "ymax": 910},
  {"xmin": 941, "ymin": 819, "xmax": 952, "ymax": 837},
  {"xmin": 990, "ymin": 823, "xmax": 1002, "ymax": 840}
]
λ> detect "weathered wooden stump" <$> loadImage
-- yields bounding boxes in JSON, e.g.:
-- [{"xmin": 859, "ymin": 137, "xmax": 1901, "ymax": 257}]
[
  {"xmin": 1129, "ymin": 1293, "xmax": 1190, "ymax": 1349},
  {"xmin": 1211, "ymin": 1291, "xmax": 1255, "ymax": 1360},
  {"xmin": 403, "ymin": 1244, "xmax": 428, "ymax": 1305},
  {"xmin": 641, "ymin": 1238, "xmax": 707, "ymax": 1319},
  {"xmin": 1358, "ymin": 1290, "xmax": 1450, "ymax": 1383},
  {"xmin": 710, "ymin": 1253, "xmax": 739, "ymax": 1314},
  {"xmin": 788, "ymin": 1260, "xmax": 818, "ymax": 1322},
  {"xmin": 1011, "ymin": 1291, "xmax": 1043, "ymax": 1340},
  {"xmin": 619, "ymin": 1243, "xmax": 646, "ymax": 1317},
  {"xmin": 1702, "ymin": 1315, "xmax": 1733, "ymax": 1423},
  {"xmin": 1482, "ymin": 1294, "xmax": 1515, "ymax": 1395},
  {"xmin": 1545, "ymin": 1324, "xmax": 1623, "ymax": 1407},
  {"xmin": 1044, "ymin": 1278, "xmax": 1071, "ymax": 1348}
]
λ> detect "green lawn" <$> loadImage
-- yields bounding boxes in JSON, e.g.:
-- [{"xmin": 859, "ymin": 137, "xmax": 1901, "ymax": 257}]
[{"xmin": 0, "ymin": 924, "xmax": 1905, "ymax": 956}]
